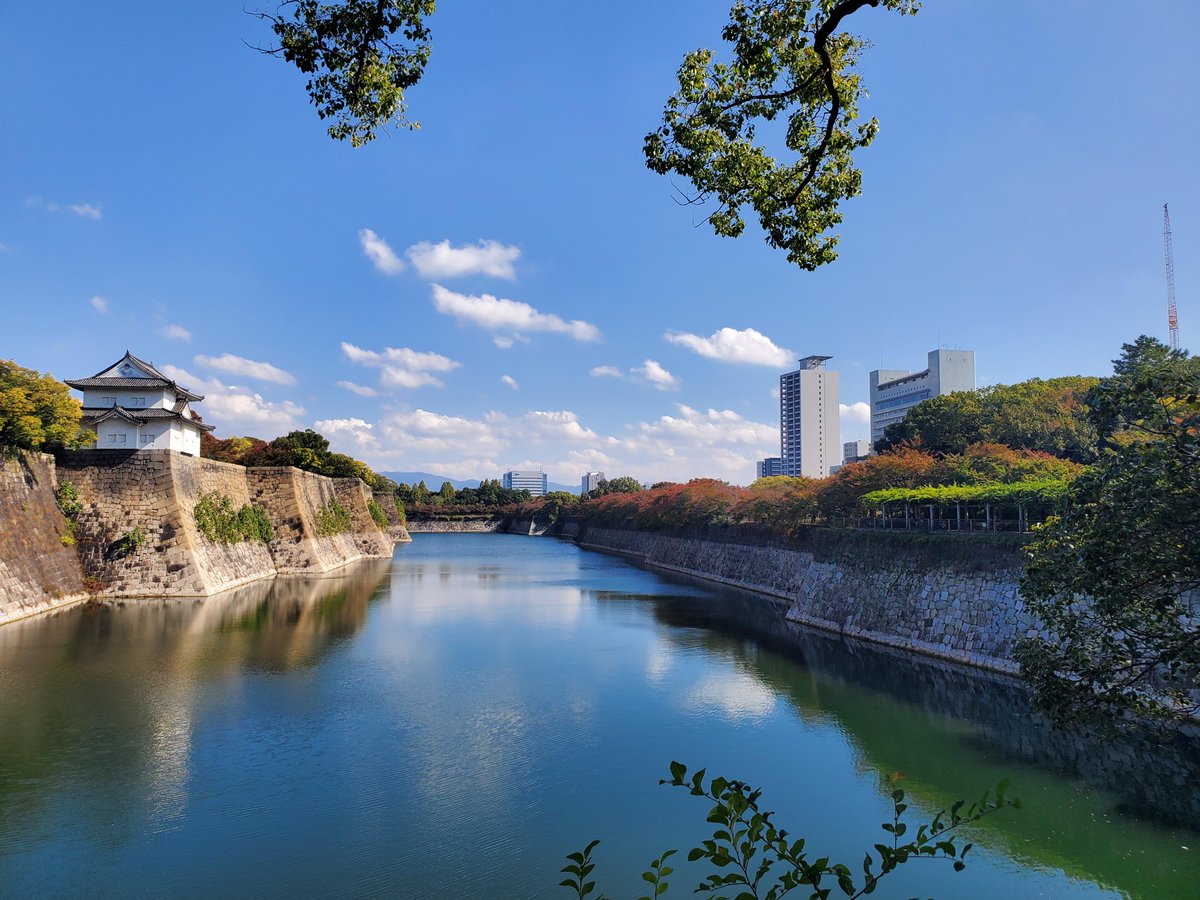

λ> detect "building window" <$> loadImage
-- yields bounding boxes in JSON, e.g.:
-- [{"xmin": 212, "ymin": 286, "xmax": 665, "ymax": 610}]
[
  {"xmin": 130, "ymin": 397, "xmax": 146, "ymax": 407},
  {"xmin": 139, "ymin": 433, "xmax": 153, "ymax": 445},
  {"xmin": 107, "ymin": 433, "xmax": 127, "ymax": 445},
  {"xmin": 101, "ymin": 396, "xmax": 118, "ymax": 406}
]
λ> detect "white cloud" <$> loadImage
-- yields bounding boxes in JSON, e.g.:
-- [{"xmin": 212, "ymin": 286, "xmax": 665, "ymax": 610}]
[
  {"xmin": 195, "ymin": 353, "xmax": 297, "ymax": 386},
  {"xmin": 337, "ymin": 380, "xmax": 380, "ymax": 397},
  {"xmin": 500, "ymin": 374, "xmax": 519, "ymax": 390},
  {"xmin": 839, "ymin": 401, "xmax": 871, "ymax": 425},
  {"xmin": 341, "ymin": 341, "xmax": 460, "ymax": 390},
  {"xmin": 493, "ymin": 336, "xmax": 515, "ymax": 349},
  {"xmin": 161, "ymin": 324, "xmax": 191, "ymax": 342},
  {"xmin": 28, "ymin": 197, "xmax": 102, "ymax": 219},
  {"xmin": 665, "ymin": 327, "xmax": 793, "ymax": 367},
  {"xmin": 359, "ymin": 228, "xmax": 405, "ymax": 275},
  {"xmin": 509, "ymin": 410, "xmax": 603, "ymax": 444},
  {"xmin": 89, "ymin": 296, "xmax": 109, "ymax": 314},
  {"xmin": 840, "ymin": 401, "xmax": 872, "ymax": 443},
  {"xmin": 406, "ymin": 239, "xmax": 520, "ymax": 280},
  {"xmin": 159, "ymin": 365, "xmax": 305, "ymax": 436},
  {"xmin": 430, "ymin": 284, "xmax": 600, "ymax": 342},
  {"xmin": 590, "ymin": 361, "xmax": 679, "ymax": 390},
  {"xmin": 313, "ymin": 417, "xmax": 380, "ymax": 452},
  {"xmin": 615, "ymin": 404, "xmax": 778, "ymax": 484},
  {"xmin": 315, "ymin": 400, "xmax": 775, "ymax": 487},
  {"xmin": 632, "ymin": 359, "xmax": 680, "ymax": 391},
  {"xmin": 0, "ymin": 242, "xmax": 10, "ymax": 253}
]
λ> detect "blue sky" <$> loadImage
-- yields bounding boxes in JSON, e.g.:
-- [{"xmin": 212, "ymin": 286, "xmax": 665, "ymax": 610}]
[{"xmin": 2, "ymin": 1, "xmax": 1197, "ymax": 484}]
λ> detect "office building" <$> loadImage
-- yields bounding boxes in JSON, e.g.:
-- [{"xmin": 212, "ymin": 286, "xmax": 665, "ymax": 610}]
[
  {"xmin": 870, "ymin": 349, "xmax": 975, "ymax": 446},
  {"xmin": 756, "ymin": 457, "xmax": 783, "ymax": 479},
  {"xmin": 843, "ymin": 439, "xmax": 872, "ymax": 465},
  {"xmin": 580, "ymin": 471, "xmax": 605, "ymax": 496},
  {"xmin": 779, "ymin": 356, "xmax": 840, "ymax": 478},
  {"xmin": 502, "ymin": 469, "xmax": 548, "ymax": 496}
]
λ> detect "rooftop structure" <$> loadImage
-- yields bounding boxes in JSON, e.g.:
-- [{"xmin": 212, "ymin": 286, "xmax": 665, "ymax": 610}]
[
  {"xmin": 66, "ymin": 351, "xmax": 213, "ymax": 455},
  {"xmin": 869, "ymin": 349, "xmax": 975, "ymax": 446}
]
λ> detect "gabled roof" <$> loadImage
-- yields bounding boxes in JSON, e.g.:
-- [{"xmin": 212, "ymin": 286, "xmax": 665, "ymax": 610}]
[{"xmin": 65, "ymin": 351, "xmax": 204, "ymax": 401}]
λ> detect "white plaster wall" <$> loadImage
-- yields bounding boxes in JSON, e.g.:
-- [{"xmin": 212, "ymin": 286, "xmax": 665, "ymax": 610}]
[
  {"xmin": 96, "ymin": 421, "xmax": 138, "ymax": 448},
  {"xmin": 181, "ymin": 426, "xmax": 201, "ymax": 456}
]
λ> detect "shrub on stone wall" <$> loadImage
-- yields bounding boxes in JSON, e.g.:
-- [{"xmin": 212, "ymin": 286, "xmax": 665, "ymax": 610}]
[
  {"xmin": 314, "ymin": 500, "xmax": 352, "ymax": 536},
  {"xmin": 108, "ymin": 526, "xmax": 146, "ymax": 559},
  {"xmin": 367, "ymin": 498, "xmax": 388, "ymax": 530},
  {"xmin": 55, "ymin": 478, "xmax": 81, "ymax": 545},
  {"xmin": 193, "ymin": 491, "xmax": 274, "ymax": 543}
]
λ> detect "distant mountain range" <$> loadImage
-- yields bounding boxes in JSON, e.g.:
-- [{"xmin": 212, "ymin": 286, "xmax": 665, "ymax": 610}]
[{"xmin": 381, "ymin": 471, "xmax": 580, "ymax": 495}]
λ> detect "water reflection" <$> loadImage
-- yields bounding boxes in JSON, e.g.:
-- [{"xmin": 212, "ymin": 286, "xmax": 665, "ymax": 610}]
[
  {"xmin": 0, "ymin": 561, "xmax": 390, "ymax": 844},
  {"xmin": 0, "ymin": 537, "xmax": 1196, "ymax": 899},
  {"xmin": 632, "ymin": 580, "xmax": 1200, "ymax": 898}
]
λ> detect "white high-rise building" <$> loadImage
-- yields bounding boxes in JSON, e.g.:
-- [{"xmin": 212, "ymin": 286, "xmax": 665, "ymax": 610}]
[
  {"xmin": 502, "ymin": 470, "xmax": 548, "ymax": 496},
  {"xmin": 580, "ymin": 472, "xmax": 605, "ymax": 496},
  {"xmin": 779, "ymin": 356, "xmax": 840, "ymax": 478},
  {"xmin": 869, "ymin": 349, "xmax": 975, "ymax": 446}
]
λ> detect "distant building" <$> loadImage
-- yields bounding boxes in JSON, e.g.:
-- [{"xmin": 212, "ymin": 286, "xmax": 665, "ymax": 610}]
[
  {"xmin": 780, "ymin": 356, "xmax": 840, "ymax": 478},
  {"xmin": 843, "ymin": 439, "xmax": 872, "ymax": 465},
  {"xmin": 870, "ymin": 349, "xmax": 975, "ymax": 446},
  {"xmin": 503, "ymin": 469, "xmax": 548, "ymax": 496},
  {"xmin": 580, "ymin": 471, "xmax": 605, "ymax": 496},
  {"xmin": 756, "ymin": 457, "xmax": 783, "ymax": 479},
  {"xmin": 66, "ymin": 351, "xmax": 213, "ymax": 456}
]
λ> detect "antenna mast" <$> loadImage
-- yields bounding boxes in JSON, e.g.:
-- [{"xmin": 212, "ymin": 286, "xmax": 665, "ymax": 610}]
[{"xmin": 1164, "ymin": 203, "xmax": 1180, "ymax": 351}]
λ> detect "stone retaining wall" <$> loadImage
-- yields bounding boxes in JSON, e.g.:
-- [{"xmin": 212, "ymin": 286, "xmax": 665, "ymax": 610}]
[
  {"xmin": 53, "ymin": 451, "xmax": 397, "ymax": 598},
  {"xmin": 0, "ymin": 452, "xmax": 86, "ymax": 625},
  {"xmin": 372, "ymin": 491, "xmax": 412, "ymax": 543},
  {"xmin": 577, "ymin": 523, "xmax": 1039, "ymax": 673},
  {"xmin": 406, "ymin": 518, "xmax": 506, "ymax": 533}
]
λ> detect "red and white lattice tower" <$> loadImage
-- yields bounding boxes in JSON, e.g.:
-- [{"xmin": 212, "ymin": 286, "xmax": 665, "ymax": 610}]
[{"xmin": 1164, "ymin": 203, "xmax": 1180, "ymax": 351}]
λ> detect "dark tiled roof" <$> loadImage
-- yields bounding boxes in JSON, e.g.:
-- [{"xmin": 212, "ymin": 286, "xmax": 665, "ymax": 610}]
[
  {"xmin": 81, "ymin": 406, "xmax": 215, "ymax": 432},
  {"xmin": 66, "ymin": 377, "xmax": 172, "ymax": 389},
  {"xmin": 66, "ymin": 350, "xmax": 204, "ymax": 401}
]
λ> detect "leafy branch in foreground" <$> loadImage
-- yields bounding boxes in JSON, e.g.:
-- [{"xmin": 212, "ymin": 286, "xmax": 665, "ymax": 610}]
[
  {"xmin": 254, "ymin": 0, "xmax": 435, "ymax": 146},
  {"xmin": 645, "ymin": 0, "xmax": 918, "ymax": 270},
  {"xmin": 563, "ymin": 762, "xmax": 1018, "ymax": 899}
]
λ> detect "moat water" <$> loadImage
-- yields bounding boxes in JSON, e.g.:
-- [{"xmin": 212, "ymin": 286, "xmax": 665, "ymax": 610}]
[{"xmin": 0, "ymin": 534, "xmax": 1196, "ymax": 898}]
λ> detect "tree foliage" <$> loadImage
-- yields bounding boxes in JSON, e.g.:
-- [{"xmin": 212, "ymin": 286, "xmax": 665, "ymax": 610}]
[
  {"xmin": 644, "ymin": 0, "xmax": 918, "ymax": 269},
  {"xmin": 878, "ymin": 377, "xmax": 1101, "ymax": 461},
  {"xmin": 1018, "ymin": 337, "xmax": 1200, "ymax": 726},
  {"xmin": 582, "ymin": 445, "xmax": 1082, "ymax": 533},
  {"xmin": 399, "ymin": 477, "xmax": 533, "ymax": 510},
  {"xmin": 587, "ymin": 476, "xmax": 645, "ymax": 498},
  {"xmin": 257, "ymin": 0, "xmax": 436, "ymax": 146},
  {"xmin": 0, "ymin": 360, "xmax": 87, "ymax": 452},
  {"xmin": 202, "ymin": 428, "xmax": 395, "ymax": 490},
  {"xmin": 253, "ymin": 1, "xmax": 916, "ymax": 269},
  {"xmin": 562, "ymin": 762, "xmax": 1016, "ymax": 899}
]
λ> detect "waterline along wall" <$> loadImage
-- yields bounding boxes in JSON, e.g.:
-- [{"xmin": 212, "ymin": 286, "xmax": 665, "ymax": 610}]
[
  {"xmin": 0, "ymin": 452, "xmax": 87, "ymax": 625},
  {"xmin": 576, "ymin": 523, "xmax": 1040, "ymax": 673},
  {"xmin": 50, "ymin": 450, "xmax": 406, "ymax": 600}
]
